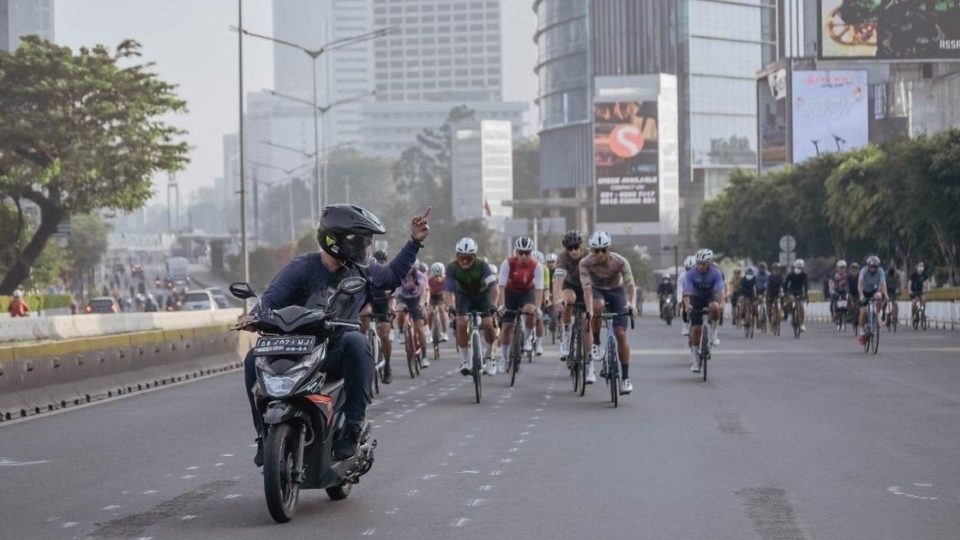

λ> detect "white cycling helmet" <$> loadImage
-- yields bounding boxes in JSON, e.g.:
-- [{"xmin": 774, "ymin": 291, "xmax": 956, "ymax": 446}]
[
  {"xmin": 456, "ymin": 237, "xmax": 478, "ymax": 255},
  {"xmin": 793, "ymin": 258, "xmax": 805, "ymax": 269},
  {"xmin": 683, "ymin": 255, "xmax": 696, "ymax": 271},
  {"xmin": 515, "ymin": 236, "xmax": 535, "ymax": 252},
  {"xmin": 430, "ymin": 262, "xmax": 445, "ymax": 276},
  {"xmin": 866, "ymin": 255, "xmax": 880, "ymax": 267},
  {"xmin": 695, "ymin": 248, "xmax": 714, "ymax": 264},
  {"xmin": 546, "ymin": 253, "xmax": 559, "ymax": 263},
  {"xmin": 532, "ymin": 250, "xmax": 545, "ymax": 264},
  {"xmin": 588, "ymin": 231, "xmax": 612, "ymax": 249},
  {"xmin": 836, "ymin": 259, "xmax": 847, "ymax": 269},
  {"xmin": 661, "ymin": 273, "xmax": 670, "ymax": 280}
]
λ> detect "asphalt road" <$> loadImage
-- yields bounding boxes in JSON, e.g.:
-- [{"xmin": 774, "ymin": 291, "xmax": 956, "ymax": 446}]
[{"xmin": 2, "ymin": 318, "xmax": 959, "ymax": 539}]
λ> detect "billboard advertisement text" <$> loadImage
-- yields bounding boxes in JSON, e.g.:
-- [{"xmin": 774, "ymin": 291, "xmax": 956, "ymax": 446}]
[
  {"xmin": 594, "ymin": 101, "xmax": 659, "ymax": 224},
  {"xmin": 791, "ymin": 70, "xmax": 869, "ymax": 164}
]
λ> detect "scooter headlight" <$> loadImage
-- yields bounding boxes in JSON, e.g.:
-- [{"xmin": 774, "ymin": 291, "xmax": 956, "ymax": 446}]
[{"xmin": 258, "ymin": 344, "xmax": 325, "ymax": 397}]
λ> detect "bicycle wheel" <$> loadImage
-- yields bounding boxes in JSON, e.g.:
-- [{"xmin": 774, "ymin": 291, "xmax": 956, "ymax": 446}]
[
  {"xmin": 405, "ymin": 323, "xmax": 417, "ymax": 378},
  {"xmin": 872, "ymin": 315, "xmax": 880, "ymax": 354},
  {"xmin": 605, "ymin": 335, "xmax": 617, "ymax": 407},
  {"xmin": 574, "ymin": 326, "xmax": 587, "ymax": 397},
  {"xmin": 700, "ymin": 326, "xmax": 709, "ymax": 382},
  {"xmin": 471, "ymin": 332, "xmax": 482, "ymax": 403},
  {"xmin": 921, "ymin": 310, "xmax": 928, "ymax": 331}
]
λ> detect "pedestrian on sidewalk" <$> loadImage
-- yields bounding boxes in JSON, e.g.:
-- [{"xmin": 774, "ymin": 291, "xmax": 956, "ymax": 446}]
[{"xmin": 8, "ymin": 290, "xmax": 30, "ymax": 317}]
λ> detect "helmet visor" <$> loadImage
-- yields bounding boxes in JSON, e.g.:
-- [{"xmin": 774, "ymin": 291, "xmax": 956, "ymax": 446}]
[{"xmin": 342, "ymin": 233, "xmax": 373, "ymax": 266}]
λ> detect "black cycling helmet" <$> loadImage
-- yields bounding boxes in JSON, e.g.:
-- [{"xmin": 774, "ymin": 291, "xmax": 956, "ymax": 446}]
[
  {"xmin": 373, "ymin": 249, "xmax": 388, "ymax": 263},
  {"xmin": 562, "ymin": 230, "xmax": 582, "ymax": 249},
  {"xmin": 316, "ymin": 204, "xmax": 387, "ymax": 267}
]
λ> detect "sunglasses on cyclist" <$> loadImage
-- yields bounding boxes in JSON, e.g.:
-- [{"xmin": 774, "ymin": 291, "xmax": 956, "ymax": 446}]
[
  {"xmin": 457, "ymin": 254, "xmax": 475, "ymax": 263},
  {"xmin": 592, "ymin": 248, "xmax": 608, "ymax": 254},
  {"xmin": 566, "ymin": 245, "xmax": 581, "ymax": 252},
  {"xmin": 517, "ymin": 250, "xmax": 532, "ymax": 257}
]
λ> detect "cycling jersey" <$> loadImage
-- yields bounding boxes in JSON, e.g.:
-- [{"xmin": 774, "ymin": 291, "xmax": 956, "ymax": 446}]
[
  {"xmin": 784, "ymin": 271, "xmax": 808, "ymax": 297},
  {"xmin": 831, "ymin": 271, "xmax": 849, "ymax": 292},
  {"xmin": 682, "ymin": 265, "xmax": 724, "ymax": 300},
  {"xmin": 859, "ymin": 267, "xmax": 886, "ymax": 295},
  {"xmin": 657, "ymin": 282, "xmax": 675, "ymax": 297},
  {"xmin": 395, "ymin": 269, "xmax": 427, "ymax": 300},
  {"xmin": 886, "ymin": 271, "xmax": 900, "ymax": 296},
  {"xmin": 554, "ymin": 251, "xmax": 584, "ymax": 288},
  {"xmin": 765, "ymin": 274, "xmax": 784, "ymax": 300},
  {"xmin": 756, "ymin": 270, "xmax": 770, "ymax": 294},
  {"xmin": 739, "ymin": 277, "xmax": 758, "ymax": 298},
  {"xmin": 578, "ymin": 252, "xmax": 634, "ymax": 291},
  {"xmin": 427, "ymin": 275, "xmax": 445, "ymax": 296},
  {"xmin": 542, "ymin": 265, "xmax": 551, "ymax": 294},
  {"xmin": 909, "ymin": 271, "xmax": 927, "ymax": 294},
  {"xmin": 846, "ymin": 273, "xmax": 859, "ymax": 298},
  {"xmin": 446, "ymin": 261, "xmax": 496, "ymax": 296},
  {"xmin": 498, "ymin": 256, "xmax": 544, "ymax": 293},
  {"xmin": 677, "ymin": 270, "xmax": 687, "ymax": 299}
]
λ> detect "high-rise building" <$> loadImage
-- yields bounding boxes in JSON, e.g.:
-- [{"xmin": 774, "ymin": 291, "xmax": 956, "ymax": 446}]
[
  {"xmin": 363, "ymin": 0, "xmax": 527, "ymax": 157},
  {"xmin": 0, "ymin": 0, "xmax": 54, "ymax": 52},
  {"xmin": 272, "ymin": 0, "xmax": 373, "ymax": 149},
  {"xmin": 451, "ymin": 120, "xmax": 514, "ymax": 221}
]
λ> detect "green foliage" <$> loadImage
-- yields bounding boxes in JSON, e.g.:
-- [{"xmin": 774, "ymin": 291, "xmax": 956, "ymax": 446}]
[
  {"xmin": 29, "ymin": 242, "xmax": 70, "ymax": 290},
  {"xmin": 1, "ymin": 294, "xmax": 73, "ymax": 313},
  {"xmin": 697, "ymin": 131, "xmax": 960, "ymax": 284},
  {"xmin": 226, "ymin": 246, "xmax": 285, "ymax": 294},
  {"xmin": 66, "ymin": 214, "xmax": 111, "ymax": 283},
  {"xmin": 0, "ymin": 37, "xmax": 189, "ymax": 293}
]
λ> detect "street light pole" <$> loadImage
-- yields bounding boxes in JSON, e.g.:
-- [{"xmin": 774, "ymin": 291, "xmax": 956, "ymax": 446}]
[
  {"xmin": 311, "ymin": 59, "xmax": 320, "ymax": 223},
  {"xmin": 237, "ymin": 0, "xmax": 250, "ymax": 288}
]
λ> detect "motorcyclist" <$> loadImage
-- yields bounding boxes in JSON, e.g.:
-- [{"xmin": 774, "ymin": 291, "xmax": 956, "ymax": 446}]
[
  {"xmin": 657, "ymin": 273, "xmax": 675, "ymax": 313},
  {"xmin": 239, "ymin": 204, "xmax": 431, "ymax": 465}
]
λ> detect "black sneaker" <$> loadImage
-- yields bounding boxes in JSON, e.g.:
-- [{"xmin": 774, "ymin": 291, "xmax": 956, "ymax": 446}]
[
  {"xmin": 254, "ymin": 437, "xmax": 264, "ymax": 467},
  {"xmin": 333, "ymin": 424, "xmax": 363, "ymax": 461},
  {"xmin": 382, "ymin": 366, "xmax": 393, "ymax": 385}
]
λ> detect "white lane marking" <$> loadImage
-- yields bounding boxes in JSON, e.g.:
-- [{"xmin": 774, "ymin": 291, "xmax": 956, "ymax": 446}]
[
  {"xmin": 513, "ymin": 439, "xmax": 527, "ymax": 444},
  {"xmin": 508, "ymin": 447, "xmax": 520, "ymax": 453},
  {"xmin": 458, "ymin": 470, "xmax": 480, "ymax": 475},
  {"xmin": 489, "ymin": 470, "xmax": 502, "ymax": 476},
  {"xmin": 185, "ymin": 466, "xmax": 200, "ymax": 470},
  {"xmin": 361, "ymin": 527, "xmax": 376, "ymax": 536},
  {"xmin": 224, "ymin": 493, "xmax": 240, "ymax": 499},
  {"xmin": 386, "ymin": 507, "xmax": 400, "ymax": 515},
  {"xmin": 180, "ymin": 475, "xmax": 196, "ymax": 480},
  {"xmin": 143, "ymin": 490, "xmax": 159, "ymax": 495},
  {"xmin": 479, "ymin": 484, "xmax": 494, "ymax": 492},
  {"xmin": 500, "ymin": 458, "xmax": 513, "ymax": 464},
  {"xmin": 214, "ymin": 463, "xmax": 224, "ymax": 467},
  {"xmin": 519, "ymin": 432, "xmax": 530, "ymax": 436},
  {"xmin": 421, "ymin": 474, "xmax": 438, "ymax": 480},
  {"xmin": 914, "ymin": 483, "xmax": 932, "ymax": 487},
  {"xmin": 535, "ymin": 408, "xmax": 544, "ymax": 412},
  {"xmin": 45, "ymin": 517, "xmax": 60, "ymax": 523},
  {"xmin": 452, "ymin": 518, "xmax": 470, "ymax": 527},
  {"xmin": 447, "ymin": 452, "xmax": 455, "ymax": 457},
  {"xmin": 0, "ymin": 457, "xmax": 52, "ymax": 467},
  {"xmin": 526, "ymin": 424, "xmax": 536, "ymax": 428},
  {"xmin": 530, "ymin": 416, "xmax": 541, "ymax": 420},
  {"xmin": 407, "ymin": 489, "xmax": 419, "ymax": 496},
  {"xmin": 102, "ymin": 505, "xmax": 120, "ymax": 511},
  {"xmin": 467, "ymin": 498, "xmax": 486, "ymax": 507},
  {"xmin": 221, "ymin": 454, "xmax": 234, "ymax": 457},
  {"xmin": 61, "ymin": 522, "xmax": 78, "ymax": 528},
  {"xmin": 181, "ymin": 515, "xmax": 197, "ymax": 521}
]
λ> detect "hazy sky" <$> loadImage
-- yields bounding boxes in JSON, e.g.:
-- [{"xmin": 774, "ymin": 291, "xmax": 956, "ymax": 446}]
[{"xmin": 55, "ymin": 0, "xmax": 538, "ymax": 200}]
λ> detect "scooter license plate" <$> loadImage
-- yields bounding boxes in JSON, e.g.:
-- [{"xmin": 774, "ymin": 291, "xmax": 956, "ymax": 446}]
[{"xmin": 254, "ymin": 335, "xmax": 316, "ymax": 355}]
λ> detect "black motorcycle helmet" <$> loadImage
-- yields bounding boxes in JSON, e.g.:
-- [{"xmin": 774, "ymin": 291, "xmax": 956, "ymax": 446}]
[
  {"xmin": 562, "ymin": 230, "xmax": 582, "ymax": 249},
  {"xmin": 316, "ymin": 204, "xmax": 387, "ymax": 267}
]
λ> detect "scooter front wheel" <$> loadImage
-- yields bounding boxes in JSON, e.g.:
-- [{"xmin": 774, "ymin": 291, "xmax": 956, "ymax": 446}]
[{"xmin": 263, "ymin": 423, "xmax": 301, "ymax": 523}]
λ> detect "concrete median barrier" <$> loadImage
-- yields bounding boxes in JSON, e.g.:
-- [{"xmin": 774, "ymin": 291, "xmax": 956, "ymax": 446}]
[
  {"xmin": 0, "ymin": 324, "xmax": 254, "ymax": 422},
  {"xmin": 0, "ymin": 309, "xmax": 244, "ymax": 344}
]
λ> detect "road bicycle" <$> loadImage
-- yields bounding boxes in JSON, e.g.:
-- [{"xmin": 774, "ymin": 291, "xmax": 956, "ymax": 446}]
[
  {"xmin": 597, "ymin": 306, "xmax": 634, "ymax": 407},
  {"xmin": 428, "ymin": 304, "xmax": 444, "ymax": 361},
  {"xmin": 912, "ymin": 297, "xmax": 928, "ymax": 331},
  {"xmin": 399, "ymin": 307, "xmax": 424, "ymax": 379},
  {"xmin": 863, "ymin": 296, "xmax": 880, "ymax": 354},
  {"xmin": 756, "ymin": 300, "xmax": 768, "ymax": 335},
  {"xmin": 566, "ymin": 302, "xmax": 589, "ymax": 397},
  {"xmin": 464, "ymin": 311, "xmax": 485, "ymax": 403},
  {"xmin": 740, "ymin": 298, "xmax": 756, "ymax": 339},
  {"xmin": 834, "ymin": 292, "xmax": 849, "ymax": 333},
  {"xmin": 884, "ymin": 297, "xmax": 899, "ymax": 333},
  {"xmin": 767, "ymin": 297, "xmax": 782, "ymax": 337},
  {"xmin": 502, "ymin": 309, "xmax": 532, "ymax": 388},
  {"xmin": 697, "ymin": 308, "xmax": 711, "ymax": 382},
  {"xmin": 365, "ymin": 319, "xmax": 383, "ymax": 396}
]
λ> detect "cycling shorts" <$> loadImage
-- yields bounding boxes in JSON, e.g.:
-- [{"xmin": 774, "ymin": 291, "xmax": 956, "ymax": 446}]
[
  {"xmin": 398, "ymin": 296, "xmax": 424, "ymax": 321},
  {"xmin": 455, "ymin": 291, "xmax": 492, "ymax": 317},
  {"xmin": 562, "ymin": 282, "xmax": 585, "ymax": 305},
  {"xmin": 370, "ymin": 297, "xmax": 392, "ymax": 324},
  {"xmin": 502, "ymin": 289, "xmax": 536, "ymax": 324},
  {"xmin": 592, "ymin": 287, "xmax": 628, "ymax": 329},
  {"xmin": 429, "ymin": 292, "xmax": 444, "ymax": 306}
]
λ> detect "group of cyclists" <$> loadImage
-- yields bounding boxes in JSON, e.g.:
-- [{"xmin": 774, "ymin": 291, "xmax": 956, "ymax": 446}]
[{"xmin": 359, "ymin": 229, "xmax": 640, "ymax": 395}]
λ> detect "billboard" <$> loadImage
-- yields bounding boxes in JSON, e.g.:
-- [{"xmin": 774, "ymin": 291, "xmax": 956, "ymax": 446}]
[
  {"xmin": 594, "ymin": 101, "xmax": 660, "ymax": 224},
  {"xmin": 758, "ymin": 70, "xmax": 789, "ymax": 170},
  {"xmin": 791, "ymin": 70, "xmax": 869, "ymax": 164},
  {"xmin": 819, "ymin": 0, "xmax": 960, "ymax": 60}
]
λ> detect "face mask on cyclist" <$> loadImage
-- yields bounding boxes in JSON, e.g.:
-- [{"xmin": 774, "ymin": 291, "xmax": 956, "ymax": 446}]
[{"xmin": 793, "ymin": 267, "xmax": 801, "ymax": 274}]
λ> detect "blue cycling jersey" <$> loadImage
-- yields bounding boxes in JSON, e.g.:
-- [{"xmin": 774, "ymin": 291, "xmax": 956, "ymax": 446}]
[
  {"xmin": 682, "ymin": 265, "xmax": 725, "ymax": 300},
  {"xmin": 756, "ymin": 270, "xmax": 770, "ymax": 293}
]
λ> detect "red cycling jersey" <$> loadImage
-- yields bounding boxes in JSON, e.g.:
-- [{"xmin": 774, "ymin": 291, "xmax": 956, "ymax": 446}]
[
  {"xmin": 428, "ymin": 275, "xmax": 445, "ymax": 295},
  {"xmin": 499, "ymin": 256, "xmax": 542, "ymax": 293}
]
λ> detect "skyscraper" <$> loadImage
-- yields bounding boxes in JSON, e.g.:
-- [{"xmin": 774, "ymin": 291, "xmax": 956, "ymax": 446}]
[
  {"xmin": 363, "ymin": 0, "xmax": 527, "ymax": 156},
  {"xmin": 0, "ymin": 0, "xmax": 54, "ymax": 52}
]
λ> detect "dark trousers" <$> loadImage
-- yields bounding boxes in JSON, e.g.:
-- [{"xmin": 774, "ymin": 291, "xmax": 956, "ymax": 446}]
[{"xmin": 244, "ymin": 330, "xmax": 373, "ymax": 438}]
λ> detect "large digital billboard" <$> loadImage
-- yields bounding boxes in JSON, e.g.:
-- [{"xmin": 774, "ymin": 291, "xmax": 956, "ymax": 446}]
[
  {"xmin": 820, "ymin": 0, "xmax": 960, "ymax": 60},
  {"xmin": 792, "ymin": 70, "xmax": 869, "ymax": 163},
  {"xmin": 594, "ymin": 101, "xmax": 660, "ymax": 224}
]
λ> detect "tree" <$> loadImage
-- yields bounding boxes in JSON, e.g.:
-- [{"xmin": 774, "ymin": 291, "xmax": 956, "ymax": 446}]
[
  {"xmin": 0, "ymin": 37, "xmax": 189, "ymax": 293},
  {"xmin": 66, "ymin": 214, "xmax": 111, "ymax": 289},
  {"xmin": 512, "ymin": 137, "xmax": 540, "ymax": 220}
]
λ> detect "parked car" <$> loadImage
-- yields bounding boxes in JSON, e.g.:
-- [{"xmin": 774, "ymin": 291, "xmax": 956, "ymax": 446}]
[
  {"xmin": 181, "ymin": 290, "xmax": 218, "ymax": 311},
  {"xmin": 85, "ymin": 297, "xmax": 120, "ymax": 314},
  {"xmin": 207, "ymin": 287, "xmax": 230, "ymax": 309}
]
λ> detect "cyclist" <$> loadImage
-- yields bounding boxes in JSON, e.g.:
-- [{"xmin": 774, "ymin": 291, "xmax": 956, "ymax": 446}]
[
  {"xmin": 580, "ymin": 231, "xmax": 636, "ymax": 393},
  {"xmin": 532, "ymin": 250, "xmax": 549, "ymax": 356},
  {"xmin": 886, "ymin": 266, "xmax": 901, "ymax": 323},
  {"xmin": 545, "ymin": 253, "xmax": 559, "ymax": 287},
  {"xmin": 728, "ymin": 268, "xmax": 742, "ymax": 327},
  {"xmin": 496, "ymin": 237, "xmax": 545, "ymax": 373},
  {"xmin": 857, "ymin": 255, "xmax": 888, "ymax": 345},
  {"xmin": 657, "ymin": 273, "xmax": 675, "ymax": 313},
  {"xmin": 677, "ymin": 255, "xmax": 696, "ymax": 336},
  {"xmin": 829, "ymin": 260, "xmax": 849, "ymax": 314},
  {"xmin": 427, "ymin": 262, "xmax": 449, "ymax": 343},
  {"xmin": 553, "ymin": 230, "xmax": 587, "ymax": 359},
  {"xmin": 394, "ymin": 260, "xmax": 430, "ymax": 368},
  {"xmin": 784, "ymin": 259, "xmax": 809, "ymax": 332},
  {"xmin": 739, "ymin": 266, "xmax": 759, "ymax": 325},
  {"xmin": 909, "ymin": 262, "xmax": 928, "ymax": 318},
  {"xmin": 444, "ymin": 237, "xmax": 499, "ymax": 376},
  {"xmin": 360, "ymin": 249, "xmax": 396, "ymax": 384},
  {"xmin": 681, "ymin": 249, "xmax": 724, "ymax": 372},
  {"xmin": 756, "ymin": 262, "xmax": 770, "ymax": 296},
  {"xmin": 764, "ymin": 262, "xmax": 785, "ymax": 331}
]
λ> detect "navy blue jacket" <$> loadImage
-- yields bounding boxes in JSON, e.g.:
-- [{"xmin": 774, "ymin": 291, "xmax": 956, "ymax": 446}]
[{"xmin": 257, "ymin": 240, "xmax": 420, "ymax": 320}]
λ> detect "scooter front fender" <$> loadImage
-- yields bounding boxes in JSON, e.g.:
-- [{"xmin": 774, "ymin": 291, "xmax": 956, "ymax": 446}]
[{"xmin": 263, "ymin": 400, "xmax": 304, "ymax": 425}]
